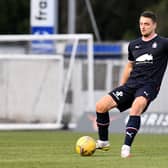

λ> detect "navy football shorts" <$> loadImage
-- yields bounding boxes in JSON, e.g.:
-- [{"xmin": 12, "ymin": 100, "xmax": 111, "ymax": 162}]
[{"xmin": 108, "ymin": 83, "xmax": 159, "ymax": 112}]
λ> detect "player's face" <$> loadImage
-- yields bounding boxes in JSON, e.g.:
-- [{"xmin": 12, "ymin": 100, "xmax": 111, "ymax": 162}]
[{"xmin": 139, "ymin": 16, "xmax": 156, "ymax": 37}]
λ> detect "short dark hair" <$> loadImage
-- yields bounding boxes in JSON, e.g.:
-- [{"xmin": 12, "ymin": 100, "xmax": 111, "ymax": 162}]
[{"xmin": 140, "ymin": 11, "xmax": 157, "ymax": 23}]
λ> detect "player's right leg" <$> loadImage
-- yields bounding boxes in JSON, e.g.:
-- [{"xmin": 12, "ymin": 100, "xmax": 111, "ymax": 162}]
[
  {"xmin": 96, "ymin": 95, "xmax": 117, "ymax": 150},
  {"xmin": 96, "ymin": 85, "xmax": 134, "ymax": 151}
]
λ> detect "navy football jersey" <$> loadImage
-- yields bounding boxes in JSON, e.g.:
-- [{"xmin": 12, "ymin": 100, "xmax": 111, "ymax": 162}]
[{"xmin": 126, "ymin": 35, "xmax": 168, "ymax": 88}]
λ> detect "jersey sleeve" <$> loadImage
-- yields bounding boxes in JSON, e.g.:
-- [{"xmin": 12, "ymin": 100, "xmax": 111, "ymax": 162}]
[{"xmin": 128, "ymin": 43, "xmax": 134, "ymax": 61}]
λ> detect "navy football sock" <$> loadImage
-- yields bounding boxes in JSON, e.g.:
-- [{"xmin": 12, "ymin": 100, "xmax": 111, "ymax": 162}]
[
  {"xmin": 124, "ymin": 116, "xmax": 141, "ymax": 146},
  {"xmin": 96, "ymin": 112, "xmax": 109, "ymax": 141}
]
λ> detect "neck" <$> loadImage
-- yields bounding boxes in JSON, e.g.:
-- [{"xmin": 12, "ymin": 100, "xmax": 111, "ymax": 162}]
[{"xmin": 142, "ymin": 33, "xmax": 157, "ymax": 41}]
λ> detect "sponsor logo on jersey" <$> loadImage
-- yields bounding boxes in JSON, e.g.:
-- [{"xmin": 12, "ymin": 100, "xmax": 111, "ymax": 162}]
[{"xmin": 135, "ymin": 53, "xmax": 153, "ymax": 64}]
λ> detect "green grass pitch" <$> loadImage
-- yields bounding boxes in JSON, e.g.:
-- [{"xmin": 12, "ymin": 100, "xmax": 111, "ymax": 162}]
[{"xmin": 0, "ymin": 131, "xmax": 168, "ymax": 168}]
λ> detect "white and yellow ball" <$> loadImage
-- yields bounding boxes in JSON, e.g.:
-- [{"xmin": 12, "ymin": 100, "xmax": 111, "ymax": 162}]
[{"xmin": 75, "ymin": 136, "xmax": 96, "ymax": 156}]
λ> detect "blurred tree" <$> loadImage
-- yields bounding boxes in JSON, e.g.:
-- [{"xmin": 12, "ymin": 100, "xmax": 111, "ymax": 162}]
[
  {"xmin": 155, "ymin": 0, "xmax": 168, "ymax": 37},
  {"xmin": 0, "ymin": 0, "xmax": 168, "ymax": 40},
  {"xmin": 0, "ymin": 0, "xmax": 29, "ymax": 34},
  {"xmin": 76, "ymin": 0, "xmax": 161, "ymax": 41},
  {"xmin": 59, "ymin": 0, "xmax": 68, "ymax": 34}
]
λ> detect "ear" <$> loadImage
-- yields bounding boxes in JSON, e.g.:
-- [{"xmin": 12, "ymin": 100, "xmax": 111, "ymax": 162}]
[{"xmin": 154, "ymin": 22, "xmax": 157, "ymax": 30}]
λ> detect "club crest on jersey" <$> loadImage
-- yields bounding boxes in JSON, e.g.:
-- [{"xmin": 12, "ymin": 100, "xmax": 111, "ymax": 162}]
[{"xmin": 152, "ymin": 42, "xmax": 157, "ymax": 48}]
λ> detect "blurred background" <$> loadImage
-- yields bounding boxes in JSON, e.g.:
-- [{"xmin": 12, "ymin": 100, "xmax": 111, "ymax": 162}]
[
  {"xmin": 0, "ymin": 0, "xmax": 168, "ymax": 39},
  {"xmin": 0, "ymin": 0, "xmax": 168, "ymax": 133}
]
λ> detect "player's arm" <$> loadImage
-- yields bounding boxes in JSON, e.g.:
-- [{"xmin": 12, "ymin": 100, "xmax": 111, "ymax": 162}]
[
  {"xmin": 120, "ymin": 61, "xmax": 134, "ymax": 86},
  {"xmin": 119, "ymin": 43, "xmax": 134, "ymax": 85}
]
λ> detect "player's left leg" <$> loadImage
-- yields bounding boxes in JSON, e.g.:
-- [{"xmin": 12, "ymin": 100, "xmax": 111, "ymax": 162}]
[
  {"xmin": 121, "ymin": 83, "xmax": 159, "ymax": 158},
  {"xmin": 121, "ymin": 96, "xmax": 148, "ymax": 158}
]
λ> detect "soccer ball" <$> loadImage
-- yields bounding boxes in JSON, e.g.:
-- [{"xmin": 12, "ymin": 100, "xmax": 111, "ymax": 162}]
[{"xmin": 75, "ymin": 136, "xmax": 96, "ymax": 156}]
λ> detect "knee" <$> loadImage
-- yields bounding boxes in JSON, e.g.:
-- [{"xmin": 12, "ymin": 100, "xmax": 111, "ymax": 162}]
[
  {"xmin": 130, "ymin": 96, "xmax": 148, "ymax": 115},
  {"xmin": 96, "ymin": 95, "xmax": 117, "ymax": 113},
  {"xmin": 96, "ymin": 101, "xmax": 107, "ymax": 113}
]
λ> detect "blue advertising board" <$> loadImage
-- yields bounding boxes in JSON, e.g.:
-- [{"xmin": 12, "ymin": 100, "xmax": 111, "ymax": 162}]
[
  {"xmin": 31, "ymin": 27, "xmax": 55, "ymax": 53},
  {"xmin": 30, "ymin": 0, "xmax": 55, "ymax": 54},
  {"xmin": 64, "ymin": 43, "xmax": 122, "ymax": 59}
]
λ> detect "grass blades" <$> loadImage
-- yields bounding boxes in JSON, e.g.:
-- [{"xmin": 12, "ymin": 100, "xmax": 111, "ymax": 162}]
[{"xmin": 0, "ymin": 131, "xmax": 167, "ymax": 168}]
